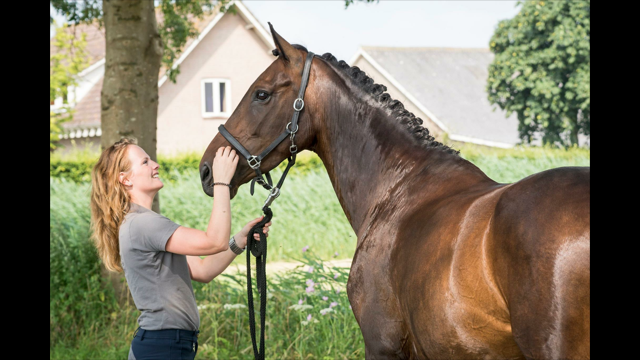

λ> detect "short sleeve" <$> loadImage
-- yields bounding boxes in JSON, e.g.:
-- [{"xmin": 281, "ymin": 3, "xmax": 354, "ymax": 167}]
[{"xmin": 129, "ymin": 212, "xmax": 181, "ymax": 252}]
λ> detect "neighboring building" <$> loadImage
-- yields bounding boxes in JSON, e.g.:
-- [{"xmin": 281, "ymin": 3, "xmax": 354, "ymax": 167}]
[
  {"xmin": 53, "ymin": 0, "xmax": 275, "ymax": 155},
  {"xmin": 52, "ymin": 2, "xmax": 524, "ymax": 154},
  {"xmin": 349, "ymin": 47, "xmax": 521, "ymax": 148}
]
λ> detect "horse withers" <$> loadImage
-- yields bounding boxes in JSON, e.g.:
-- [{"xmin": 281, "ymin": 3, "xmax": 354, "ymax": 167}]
[{"xmin": 199, "ymin": 24, "xmax": 590, "ymax": 360}]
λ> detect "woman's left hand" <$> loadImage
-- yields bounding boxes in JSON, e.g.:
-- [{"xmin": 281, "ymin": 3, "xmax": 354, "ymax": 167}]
[{"xmin": 235, "ymin": 216, "xmax": 271, "ymax": 248}]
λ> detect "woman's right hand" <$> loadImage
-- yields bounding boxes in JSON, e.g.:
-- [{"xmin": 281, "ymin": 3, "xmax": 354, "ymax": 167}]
[{"xmin": 212, "ymin": 146, "xmax": 239, "ymax": 183}]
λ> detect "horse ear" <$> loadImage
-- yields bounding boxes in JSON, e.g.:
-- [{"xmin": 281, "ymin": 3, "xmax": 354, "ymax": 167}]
[{"xmin": 268, "ymin": 22, "xmax": 302, "ymax": 66}]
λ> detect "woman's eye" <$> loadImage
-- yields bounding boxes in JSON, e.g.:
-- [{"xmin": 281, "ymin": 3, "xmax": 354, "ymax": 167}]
[{"xmin": 256, "ymin": 90, "xmax": 270, "ymax": 101}]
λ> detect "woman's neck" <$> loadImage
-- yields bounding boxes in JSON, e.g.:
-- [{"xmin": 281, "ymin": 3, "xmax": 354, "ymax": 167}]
[{"xmin": 130, "ymin": 191, "xmax": 156, "ymax": 211}]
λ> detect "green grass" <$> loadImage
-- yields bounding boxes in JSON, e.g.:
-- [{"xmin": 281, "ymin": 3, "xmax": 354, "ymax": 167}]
[
  {"xmin": 50, "ymin": 144, "xmax": 589, "ymax": 359},
  {"xmin": 50, "ymin": 251, "xmax": 363, "ymax": 360}
]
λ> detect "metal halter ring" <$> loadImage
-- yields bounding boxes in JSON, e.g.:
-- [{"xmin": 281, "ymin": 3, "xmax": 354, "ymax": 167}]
[
  {"xmin": 286, "ymin": 122, "xmax": 299, "ymax": 134},
  {"xmin": 293, "ymin": 98, "xmax": 304, "ymax": 111},
  {"xmin": 247, "ymin": 156, "xmax": 261, "ymax": 169}
]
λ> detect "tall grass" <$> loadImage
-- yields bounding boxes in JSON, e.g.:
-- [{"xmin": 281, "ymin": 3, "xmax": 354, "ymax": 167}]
[
  {"xmin": 50, "ymin": 250, "xmax": 363, "ymax": 359},
  {"xmin": 50, "ymin": 144, "xmax": 589, "ymax": 358}
]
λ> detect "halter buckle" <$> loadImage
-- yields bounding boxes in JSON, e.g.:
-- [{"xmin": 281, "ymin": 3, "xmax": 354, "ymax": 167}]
[
  {"xmin": 290, "ymin": 144, "xmax": 298, "ymax": 154},
  {"xmin": 263, "ymin": 187, "xmax": 280, "ymax": 208},
  {"xmin": 255, "ymin": 176, "xmax": 272, "ymax": 190},
  {"xmin": 293, "ymin": 98, "xmax": 304, "ymax": 111},
  {"xmin": 248, "ymin": 156, "xmax": 261, "ymax": 170}
]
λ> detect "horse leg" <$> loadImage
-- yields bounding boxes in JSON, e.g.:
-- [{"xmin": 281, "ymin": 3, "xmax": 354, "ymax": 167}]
[{"xmin": 347, "ymin": 253, "xmax": 412, "ymax": 359}]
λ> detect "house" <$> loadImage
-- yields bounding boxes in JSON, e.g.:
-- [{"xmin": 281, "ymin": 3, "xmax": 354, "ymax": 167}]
[
  {"xmin": 52, "ymin": 1, "xmax": 522, "ymax": 154},
  {"xmin": 349, "ymin": 47, "xmax": 521, "ymax": 148},
  {"xmin": 53, "ymin": 0, "xmax": 275, "ymax": 155}
]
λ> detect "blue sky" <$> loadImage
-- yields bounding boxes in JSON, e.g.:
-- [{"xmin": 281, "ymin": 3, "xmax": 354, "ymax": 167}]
[{"xmin": 51, "ymin": 1, "xmax": 521, "ymax": 62}]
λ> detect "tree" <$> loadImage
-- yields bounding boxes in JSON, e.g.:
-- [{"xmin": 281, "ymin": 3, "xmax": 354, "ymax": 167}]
[
  {"xmin": 50, "ymin": 23, "xmax": 90, "ymax": 151},
  {"xmin": 487, "ymin": 0, "xmax": 590, "ymax": 147},
  {"xmin": 50, "ymin": 0, "xmax": 228, "ymax": 213}
]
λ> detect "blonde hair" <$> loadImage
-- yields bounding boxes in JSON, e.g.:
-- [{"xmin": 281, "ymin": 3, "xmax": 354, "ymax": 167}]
[{"xmin": 90, "ymin": 138, "xmax": 136, "ymax": 273}]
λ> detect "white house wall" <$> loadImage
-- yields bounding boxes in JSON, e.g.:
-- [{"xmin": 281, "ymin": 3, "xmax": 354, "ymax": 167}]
[{"xmin": 157, "ymin": 11, "xmax": 274, "ymax": 155}]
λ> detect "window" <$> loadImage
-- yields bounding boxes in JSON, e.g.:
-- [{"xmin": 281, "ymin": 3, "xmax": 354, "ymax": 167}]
[{"xmin": 201, "ymin": 79, "xmax": 231, "ymax": 118}]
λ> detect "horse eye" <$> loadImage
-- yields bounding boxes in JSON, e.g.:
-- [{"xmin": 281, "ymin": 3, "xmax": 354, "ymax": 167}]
[{"xmin": 256, "ymin": 90, "xmax": 270, "ymax": 101}]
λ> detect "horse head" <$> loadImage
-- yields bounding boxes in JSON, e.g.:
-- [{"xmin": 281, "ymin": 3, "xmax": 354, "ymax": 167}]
[{"xmin": 199, "ymin": 24, "xmax": 319, "ymax": 198}]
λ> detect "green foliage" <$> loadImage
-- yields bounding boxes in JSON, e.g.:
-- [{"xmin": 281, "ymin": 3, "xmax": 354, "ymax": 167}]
[
  {"xmin": 50, "ymin": 178, "xmax": 120, "ymax": 346},
  {"xmin": 457, "ymin": 143, "xmax": 590, "ymax": 183},
  {"xmin": 50, "ymin": 23, "xmax": 90, "ymax": 150},
  {"xmin": 49, "ymin": 150, "xmax": 326, "ymax": 183},
  {"xmin": 344, "ymin": 0, "xmax": 379, "ymax": 9},
  {"xmin": 487, "ymin": 0, "xmax": 590, "ymax": 146}
]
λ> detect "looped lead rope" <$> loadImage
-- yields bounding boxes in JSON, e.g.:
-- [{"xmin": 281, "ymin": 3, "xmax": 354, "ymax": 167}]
[{"xmin": 246, "ymin": 207, "xmax": 273, "ymax": 360}]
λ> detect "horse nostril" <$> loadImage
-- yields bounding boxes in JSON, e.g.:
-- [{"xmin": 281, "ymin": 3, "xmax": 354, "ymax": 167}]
[{"xmin": 200, "ymin": 162, "xmax": 211, "ymax": 183}]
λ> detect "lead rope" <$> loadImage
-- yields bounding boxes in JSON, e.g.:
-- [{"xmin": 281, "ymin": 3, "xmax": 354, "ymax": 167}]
[
  {"xmin": 245, "ymin": 207, "xmax": 271, "ymax": 360},
  {"xmin": 245, "ymin": 155, "xmax": 297, "ymax": 360}
]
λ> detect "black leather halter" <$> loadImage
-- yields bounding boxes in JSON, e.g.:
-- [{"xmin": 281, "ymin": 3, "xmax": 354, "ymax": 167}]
[{"xmin": 217, "ymin": 51, "xmax": 314, "ymax": 209}]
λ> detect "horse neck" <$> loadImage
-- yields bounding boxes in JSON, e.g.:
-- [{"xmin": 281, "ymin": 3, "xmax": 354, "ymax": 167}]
[{"xmin": 311, "ymin": 83, "xmax": 493, "ymax": 237}]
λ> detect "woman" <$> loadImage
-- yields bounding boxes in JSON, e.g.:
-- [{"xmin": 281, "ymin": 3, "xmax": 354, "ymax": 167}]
[{"xmin": 90, "ymin": 138, "xmax": 270, "ymax": 360}]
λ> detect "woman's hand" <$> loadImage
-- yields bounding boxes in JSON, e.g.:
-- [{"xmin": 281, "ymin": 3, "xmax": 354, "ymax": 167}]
[
  {"xmin": 235, "ymin": 216, "xmax": 271, "ymax": 248},
  {"xmin": 212, "ymin": 146, "xmax": 239, "ymax": 183}
]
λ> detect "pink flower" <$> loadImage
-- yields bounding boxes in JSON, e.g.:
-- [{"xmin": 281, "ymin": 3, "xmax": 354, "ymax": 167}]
[
  {"xmin": 334, "ymin": 273, "xmax": 339, "ymax": 279},
  {"xmin": 307, "ymin": 266, "xmax": 314, "ymax": 273},
  {"xmin": 334, "ymin": 252, "xmax": 339, "ymax": 257},
  {"xmin": 305, "ymin": 286, "xmax": 314, "ymax": 293},
  {"xmin": 306, "ymin": 279, "xmax": 315, "ymax": 287},
  {"xmin": 307, "ymin": 314, "xmax": 312, "ymax": 321},
  {"xmin": 322, "ymin": 296, "xmax": 328, "ymax": 301},
  {"xmin": 298, "ymin": 299, "xmax": 304, "ymax": 305},
  {"xmin": 302, "ymin": 246, "xmax": 309, "ymax": 252},
  {"xmin": 336, "ymin": 289, "xmax": 341, "ymax": 294},
  {"xmin": 330, "ymin": 302, "xmax": 338, "ymax": 308}
]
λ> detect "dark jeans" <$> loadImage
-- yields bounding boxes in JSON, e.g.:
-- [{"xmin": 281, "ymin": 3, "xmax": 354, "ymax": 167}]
[{"xmin": 131, "ymin": 327, "xmax": 199, "ymax": 360}]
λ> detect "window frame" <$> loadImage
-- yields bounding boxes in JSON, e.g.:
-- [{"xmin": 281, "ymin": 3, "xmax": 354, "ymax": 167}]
[{"xmin": 201, "ymin": 78, "xmax": 232, "ymax": 118}]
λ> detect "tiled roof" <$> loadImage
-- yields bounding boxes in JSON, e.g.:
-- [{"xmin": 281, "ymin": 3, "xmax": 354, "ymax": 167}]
[
  {"xmin": 361, "ymin": 47, "xmax": 521, "ymax": 146},
  {"xmin": 64, "ymin": 76, "xmax": 103, "ymax": 129}
]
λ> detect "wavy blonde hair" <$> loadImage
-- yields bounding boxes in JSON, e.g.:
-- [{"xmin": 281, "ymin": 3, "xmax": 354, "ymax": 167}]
[{"xmin": 90, "ymin": 138, "xmax": 136, "ymax": 273}]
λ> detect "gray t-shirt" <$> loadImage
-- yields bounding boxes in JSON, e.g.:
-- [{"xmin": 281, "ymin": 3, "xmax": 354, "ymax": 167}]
[{"xmin": 119, "ymin": 203, "xmax": 200, "ymax": 332}]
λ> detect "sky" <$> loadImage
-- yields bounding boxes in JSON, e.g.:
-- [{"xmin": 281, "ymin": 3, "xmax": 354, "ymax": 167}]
[{"xmin": 51, "ymin": 0, "xmax": 522, "ymax": 62}]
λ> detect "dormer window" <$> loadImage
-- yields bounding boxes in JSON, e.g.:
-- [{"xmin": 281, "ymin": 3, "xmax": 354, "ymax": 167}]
[{"xmin": 201, "ymin": 78, "xmax": 231, "ymax": 118}]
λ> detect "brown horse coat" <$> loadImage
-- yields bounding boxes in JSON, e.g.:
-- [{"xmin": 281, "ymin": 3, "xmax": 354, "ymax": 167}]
[{"xmin": 199, "ymin": 25, "xmax": 590, "ymax": 359}]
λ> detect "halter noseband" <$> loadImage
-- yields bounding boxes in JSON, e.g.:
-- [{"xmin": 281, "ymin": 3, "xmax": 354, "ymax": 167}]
[{"xmin": 217, "ymin": 51, "xmax": 314, "ymax": 209}]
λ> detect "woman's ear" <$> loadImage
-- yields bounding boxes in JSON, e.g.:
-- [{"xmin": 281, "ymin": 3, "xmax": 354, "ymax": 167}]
[{"xmin": 119, "ymin": 172, "xmax": 132, "ymax": 186}]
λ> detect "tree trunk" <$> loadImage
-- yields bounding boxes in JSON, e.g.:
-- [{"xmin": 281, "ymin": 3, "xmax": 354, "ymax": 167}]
[
  {"xmin": 102, "ymin": 0, "xmax": 162, "ymax": 214},
  {"xmin": 101, "ymin": 0, "xmax": 163, "ymax": 305}
]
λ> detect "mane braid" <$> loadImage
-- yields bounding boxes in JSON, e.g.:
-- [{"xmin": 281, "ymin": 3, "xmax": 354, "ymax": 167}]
[{"xmin": 315, "ymin": 50, "xmax": 459, "ymax": 156}]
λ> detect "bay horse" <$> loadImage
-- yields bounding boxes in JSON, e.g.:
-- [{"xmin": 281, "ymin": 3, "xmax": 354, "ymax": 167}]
[{"xmin": 199, "ymin": 25, "xmax": 590, "ymax": 359}]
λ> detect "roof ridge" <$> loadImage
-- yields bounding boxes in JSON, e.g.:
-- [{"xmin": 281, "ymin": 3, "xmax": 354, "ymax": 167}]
[{"xmin": 361, "ymin": 46, "xmax": 490, "ymax": 52}]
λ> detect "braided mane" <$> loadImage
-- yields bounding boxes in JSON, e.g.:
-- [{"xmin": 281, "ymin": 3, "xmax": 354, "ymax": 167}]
[{"xmin": 273, "ymin": 45, "xmax": 459, "ymax": 155}]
